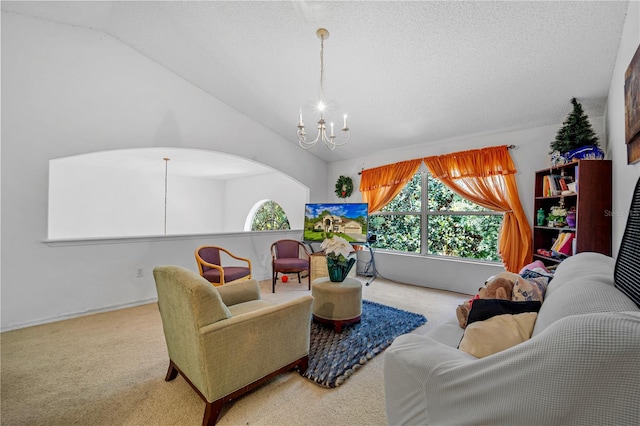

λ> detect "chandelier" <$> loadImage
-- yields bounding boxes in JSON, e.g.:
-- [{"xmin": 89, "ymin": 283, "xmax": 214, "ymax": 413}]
[{"xmin": 297, "ymin": 28, "xmax": 350, "ymax": 150}]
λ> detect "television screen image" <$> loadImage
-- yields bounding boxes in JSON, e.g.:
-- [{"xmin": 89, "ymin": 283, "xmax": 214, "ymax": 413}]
[{"xmin": 304, "ymin": 203, "xmax": 369, "ymax": 244}]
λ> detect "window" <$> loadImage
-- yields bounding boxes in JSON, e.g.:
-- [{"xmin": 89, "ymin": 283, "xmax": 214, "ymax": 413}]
[
  {"xmin": 368, "ymin": 173, "xmax": 502, "ymax": 261},
  {"xmin": 251, "ymin": 200, "xmax": 291, "ymax": 231}
]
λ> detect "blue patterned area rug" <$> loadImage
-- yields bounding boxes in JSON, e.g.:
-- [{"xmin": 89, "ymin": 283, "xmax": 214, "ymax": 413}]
[{"xmin": 303, "ymin": 300, "xmax": 427, "ymax": 388}]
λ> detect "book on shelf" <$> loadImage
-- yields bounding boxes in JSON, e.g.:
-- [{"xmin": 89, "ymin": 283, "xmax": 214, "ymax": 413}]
[
  {"xmin": 559, "ymin": 177, "xmax": 569, "ymax": 191},
  {"xmin": 543, "ymin": 175, "xmax": 550, "ymax": 197},
  {"xmin": 542, "ymin": 174, "xmax": 576, "ymax": 197},
  {"xmin": 551, "ymin": 231, "xmax": 574, "ymax": 256},
  {"xmin": 543, "ymin": 175, "xmax": 561, "ymax": 196},
  {"xmin": 549, "ymin": 174, "xmax": 562, "ymax": 196}
]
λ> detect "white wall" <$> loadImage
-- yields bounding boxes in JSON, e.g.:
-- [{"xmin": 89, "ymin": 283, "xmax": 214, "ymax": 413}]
[
  {"xmin": 167, "ymin": 175, "xmax": 224, "ymax": 235},
  {"xmin": 1, "ymin": 13, "xmax": 326, "ymax": 331},
  {"xmin": 49, "ymin": 161, "xmax": 226, "ymax": 238},
  {"xmin": 606, "ymin": 0, "xmax": 640, "ymax": 254},
  {"xmin": 224, "ymin": 171, "xmax": 309, "ymax": 232}
]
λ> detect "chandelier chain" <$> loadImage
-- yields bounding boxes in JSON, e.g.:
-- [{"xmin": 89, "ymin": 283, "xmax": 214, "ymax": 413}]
[{"xmin": 319, "ymin": 35, "xmax": 325, "ymax": 102}]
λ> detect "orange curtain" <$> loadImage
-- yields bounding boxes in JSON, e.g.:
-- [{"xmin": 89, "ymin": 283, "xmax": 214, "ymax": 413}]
[
  {"xmin": 423, "ymin": 145, "xmax": 532, "ymax": 272},
  {"xmin": 359, "ymin": 159, "xmax": 422, "ymax": 213}
]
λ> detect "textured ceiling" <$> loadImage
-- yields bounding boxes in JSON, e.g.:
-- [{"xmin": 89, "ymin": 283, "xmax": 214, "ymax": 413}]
[{"xmin": 2, "ymin": 1, "xmax": 630, "ymax": 163}]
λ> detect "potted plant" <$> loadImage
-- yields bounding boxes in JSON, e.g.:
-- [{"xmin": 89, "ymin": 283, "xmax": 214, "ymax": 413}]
[
  {"xmin": 321, "ymin": 235, "xmax": 356, "ymax": 282},
  {"xmin": 547, "ymin": 205, "xmax": 567, "ymax": 227}
]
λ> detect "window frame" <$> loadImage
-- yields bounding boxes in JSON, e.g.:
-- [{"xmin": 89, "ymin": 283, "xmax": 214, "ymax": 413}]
[
  {"xmin": 250, "ymin": 200, "xmax": 291, "ymax": 231},
  {"xmin": 370, "ymin": 172, "xmax": 503, "ymax": 262}
]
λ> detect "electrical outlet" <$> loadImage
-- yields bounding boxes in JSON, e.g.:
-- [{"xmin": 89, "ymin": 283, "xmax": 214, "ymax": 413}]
[{"xmin": 136, "ymin": 268, "xmax": 144, "ymax": 278}]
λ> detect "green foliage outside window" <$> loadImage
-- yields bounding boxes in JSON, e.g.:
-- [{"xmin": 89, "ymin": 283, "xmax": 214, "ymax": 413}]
[
  {"xmin": 251, "ymin": 200, "xmax": 290, "ymax": 231},
  {"xmin": 427, "ymin": 214, "xmax": 501, "ymax": 260},
  {"xmin": 369, "ymin": 173, "xmax": 502, "ymax": 262},
  {"xmin": 369, "ymin": 214, "xmax": 422, "ymax": 253}
]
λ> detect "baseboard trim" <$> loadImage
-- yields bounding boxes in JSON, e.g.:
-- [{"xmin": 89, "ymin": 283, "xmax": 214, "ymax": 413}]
[{"xmin": 0, "ymin": 297, "xmax": 158, "ymax": 333}]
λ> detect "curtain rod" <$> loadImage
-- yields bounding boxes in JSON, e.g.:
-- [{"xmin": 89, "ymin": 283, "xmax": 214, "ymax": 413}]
[{"xmin": 357, "ymin": 145, "xmax": 516, "ymax": 175}]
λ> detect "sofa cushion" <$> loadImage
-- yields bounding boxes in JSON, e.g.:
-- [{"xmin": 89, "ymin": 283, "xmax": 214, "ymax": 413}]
[
  {"xmin": 228, "ymin": 300, "xmax": 273, "ymax": 316},
  {"xmin": 467, "ymin": 299, "xmax": 542, "ymax": 325},
  {"xmin": 425, "ymin": 321, "xmax": 465, "ymax": 348},
  {"xmin": 458, "ymin": 312, "xmax": 537, "ymax": 358},
  {"xmin": 546, "ymin": 252, "xmax": 615, "ymax": 297},
  {"xmin": 217, "ymin": 279, "xmax": 261, "ymax": 306},
  {"xmin": 532, "ymin": 278, "xmax": 640, "ymax": 337},
  {"xmin": 614, "ymin": 176, "xmax": 640, "ymax": 308}
]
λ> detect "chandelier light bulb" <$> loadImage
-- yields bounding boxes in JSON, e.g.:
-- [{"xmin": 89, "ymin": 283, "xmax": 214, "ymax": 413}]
[{"xmin": 297, "ymin": 28, "xmax": 350, "ymax": 150}]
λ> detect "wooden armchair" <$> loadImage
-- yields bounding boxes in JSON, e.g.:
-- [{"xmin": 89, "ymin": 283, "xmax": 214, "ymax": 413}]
[{"xmin": 195, "ymin": 245, "xmax": 251, "ymax": 286}]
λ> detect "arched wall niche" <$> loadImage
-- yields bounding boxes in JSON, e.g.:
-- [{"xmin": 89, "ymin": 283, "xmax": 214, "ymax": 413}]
[{"xmin": 48, "ymin": 147, "xmax": 309, "ymax": 239}]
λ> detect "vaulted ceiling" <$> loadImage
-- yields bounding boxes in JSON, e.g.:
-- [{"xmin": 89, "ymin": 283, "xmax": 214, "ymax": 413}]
[{"xmin": 2, "ymin": 1, "xmax": 630, "ymax": 163}]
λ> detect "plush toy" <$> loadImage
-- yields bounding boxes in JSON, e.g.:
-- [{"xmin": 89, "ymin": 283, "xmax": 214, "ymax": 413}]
[
  {"xmin": 493, "ymin": 270, "xmax": 548, "ymax": 302},
  {"xmin": 456, "ymin": 276, "xmax": 515, "ymax": 329}
]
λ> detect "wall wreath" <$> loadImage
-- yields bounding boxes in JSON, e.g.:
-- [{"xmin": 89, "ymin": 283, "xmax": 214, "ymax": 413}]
[{"xmin": 335, "ymin": 175, "xmax": 354, "ymax": 198}]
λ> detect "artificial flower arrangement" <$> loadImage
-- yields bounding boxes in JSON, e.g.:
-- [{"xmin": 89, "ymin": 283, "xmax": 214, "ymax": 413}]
[
  {"xmin": 320, "ymin": 235, "xmax": 356, "ymax": 282},
  {"xmin": 320, "ymin": 235, "xmax": 355, "ymax": 264},
  {"xmin": 547, "ymin": 205, "xmax": 567, "ymax": 227}
]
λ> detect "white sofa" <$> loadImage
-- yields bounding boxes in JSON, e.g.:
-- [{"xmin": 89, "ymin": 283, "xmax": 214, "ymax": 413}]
[{"xmin": 384, "ymin": 178, "xmax": 640, "ymax": 426}]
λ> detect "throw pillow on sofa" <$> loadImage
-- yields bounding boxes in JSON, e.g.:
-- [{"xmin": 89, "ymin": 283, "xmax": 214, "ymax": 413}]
[
  {"xmin": 512, "ymin": 275, "xmax": 548, "ymax": 302},
  {"xmin": 466, "ymin": 299, "xmax": 542, "ymax": 325},
  {"xmin": 458, "ymin": 312, "xmax": 538, "ymax": 358},
  {"xmin": 520, "ymin": 268, "xmax": 553, "ymax": 281}
]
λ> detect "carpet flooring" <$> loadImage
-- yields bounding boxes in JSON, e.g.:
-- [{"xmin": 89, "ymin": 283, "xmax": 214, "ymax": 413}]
[
  {"xmin": 304, "ymin": 300, "xmax": 426, "ymax": 388},
  {"xmin": 1, "ymin": 276, "xmax": 469, "ymax": 425}
]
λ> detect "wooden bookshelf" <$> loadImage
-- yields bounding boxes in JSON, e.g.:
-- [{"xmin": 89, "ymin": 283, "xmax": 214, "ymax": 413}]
[{"xmin": 532, "ymin": 160, "xmax": 612, "ymax": 266}]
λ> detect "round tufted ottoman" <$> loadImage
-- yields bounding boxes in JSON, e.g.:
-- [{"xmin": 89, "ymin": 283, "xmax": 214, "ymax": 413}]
[{"xmin": 311, "ymin": 277, "xmax": 362, "ymax": 332}]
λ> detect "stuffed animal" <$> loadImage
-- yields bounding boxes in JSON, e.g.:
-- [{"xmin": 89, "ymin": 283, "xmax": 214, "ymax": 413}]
[
  {"xmin": 456, "ymin": 276, "xmax": 515, "ymax": 329},
  {"xmin": 493, "ymin": 270, "xmax": 548, "ymax": 302}
]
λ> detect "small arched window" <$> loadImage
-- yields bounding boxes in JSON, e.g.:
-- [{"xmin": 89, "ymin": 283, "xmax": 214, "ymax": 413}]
[{"xmin": 251, "ymin": 200, "xmax": 291, "ymax": 231}]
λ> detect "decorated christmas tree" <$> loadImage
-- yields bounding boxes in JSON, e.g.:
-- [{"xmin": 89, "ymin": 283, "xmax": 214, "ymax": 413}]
[{"xmin": 549, "ymin": 98, "xmax": 599, "ymax": 154}]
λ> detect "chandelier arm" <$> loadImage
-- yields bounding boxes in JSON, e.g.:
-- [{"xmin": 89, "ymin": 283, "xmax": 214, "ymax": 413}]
[
  {"xmin": 298, "ymin": 120, "xmax": 323, "ymax": 149},
  {"xmin": 330, "ymin": 132, "xmax": 351, "ymax": 147}
]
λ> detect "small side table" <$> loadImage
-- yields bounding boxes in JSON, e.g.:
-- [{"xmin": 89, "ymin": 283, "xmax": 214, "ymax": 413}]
[{"xmin": 311, "ymin": 277, "xmax": 362, "ymax": 332}]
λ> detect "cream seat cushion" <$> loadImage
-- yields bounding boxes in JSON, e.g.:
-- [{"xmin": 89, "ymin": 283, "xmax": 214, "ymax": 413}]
[{"xmin": 459, "ymin": 312, "xmax": 537, "ymax": 358}]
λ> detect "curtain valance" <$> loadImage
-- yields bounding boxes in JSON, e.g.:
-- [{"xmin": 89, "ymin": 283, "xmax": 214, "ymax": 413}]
[{"xmin": 424, "ymin": 145, "xmax": 518, "ymax": 179}]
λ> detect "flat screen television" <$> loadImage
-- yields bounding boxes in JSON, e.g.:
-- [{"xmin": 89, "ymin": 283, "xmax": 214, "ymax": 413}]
[{"xmin": 303, "ymin": 203, "xmax": 369, "ymax": 245}]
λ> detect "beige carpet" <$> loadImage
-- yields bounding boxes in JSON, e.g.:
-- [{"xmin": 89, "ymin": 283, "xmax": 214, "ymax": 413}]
[{"xmin": 1, "ymin": 276, "xmax": 468, "ymax": 426}]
